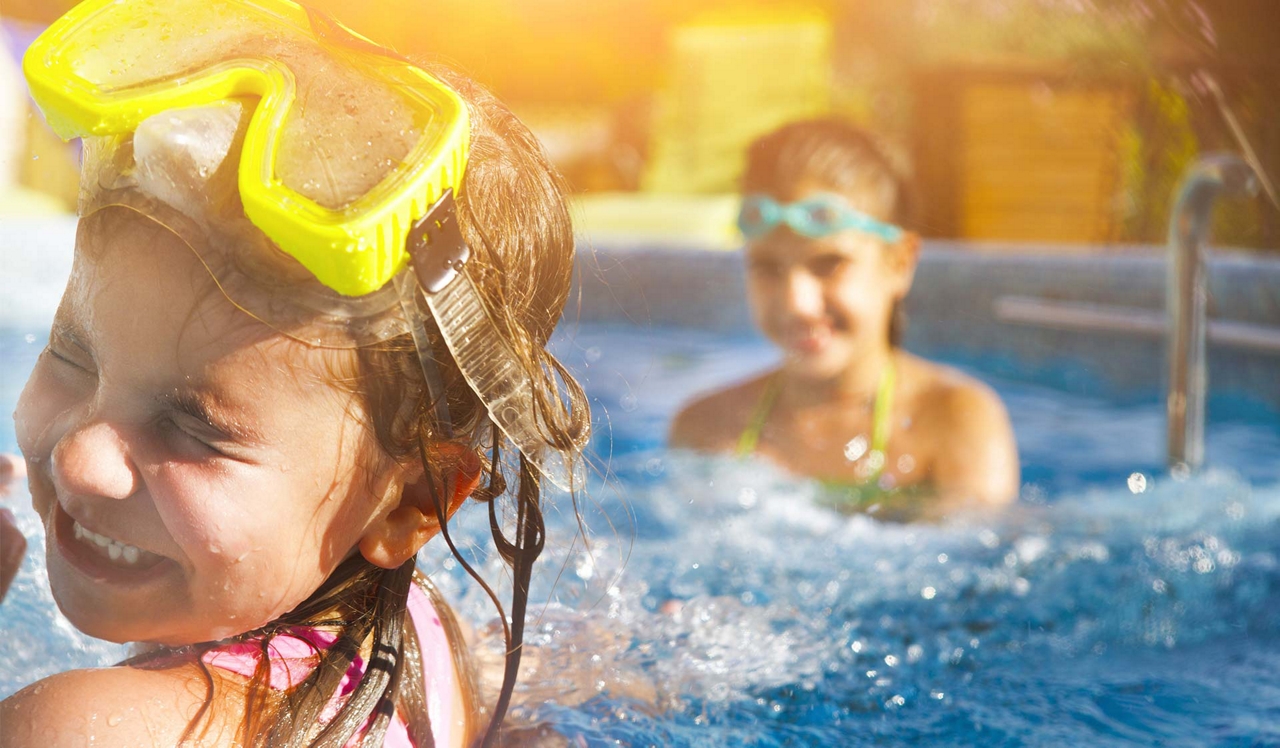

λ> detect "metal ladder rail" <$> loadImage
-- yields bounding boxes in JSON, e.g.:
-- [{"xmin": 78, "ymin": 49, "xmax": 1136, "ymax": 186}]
[{"xmin": 1165, "ymin": 154, "xmax": 1258, "ymax": 471}]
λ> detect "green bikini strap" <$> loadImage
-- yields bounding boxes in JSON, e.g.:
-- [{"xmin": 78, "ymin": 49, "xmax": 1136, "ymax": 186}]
[
  {"xmin": 870, "ymin": 359, "xmax": 895, "ymax": 458},
  {"xmin": 736, "ymin": 373, "xmax": 782, "ymax": 458},
  {"xmin": 736, "ymin": 360, "xmax": 895, "ymax": 461}
]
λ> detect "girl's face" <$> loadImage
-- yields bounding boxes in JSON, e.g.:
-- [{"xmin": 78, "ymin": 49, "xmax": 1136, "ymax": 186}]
[
  {"xmin": 744, "ymin": 179, "xmax": 917, "ymax": 379},
  {"xmin": 14, "ymin": 211, "xmax": 405, "ymax": 646}
]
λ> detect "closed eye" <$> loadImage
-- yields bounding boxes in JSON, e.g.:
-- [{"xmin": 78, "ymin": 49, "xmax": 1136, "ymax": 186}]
[
  {"xmin": 161, "ymin": 413, "xmax": 232, "ymax": 458},
  {"xmin": 160, "ymin": 392, "xmax": 262, "ymax": 460},
  {"xmin": 45, "ymin": 344, "xmax": 95, "ymax": 375},
  {"xmin": 46, "ymin": 323, "xmax": 97, "ymax": 373}
]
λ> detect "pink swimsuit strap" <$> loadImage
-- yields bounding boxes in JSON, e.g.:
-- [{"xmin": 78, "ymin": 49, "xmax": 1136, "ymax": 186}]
[{"xmin": 203, "ymin": 581, "xmax": 460, "ymax": 748}]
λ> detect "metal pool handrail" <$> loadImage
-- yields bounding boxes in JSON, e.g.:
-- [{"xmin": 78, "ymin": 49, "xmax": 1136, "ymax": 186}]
[
  {"xmin": 1166, "ymin": 153, "xmax": 1259, "ymax": 472},
  {"xmin": 992, "ymin": 296, "xmax": 1280, "ymax": 355}
]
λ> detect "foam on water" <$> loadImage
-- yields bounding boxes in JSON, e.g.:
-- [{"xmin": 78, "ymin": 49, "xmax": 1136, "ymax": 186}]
[
  {"xmin": 411, "ymin": 449, "xmax": 1280, "ymax": 745},
  {"xmin": 3, "ymin": 321, "xmax": 1278, "ymax": 744}
]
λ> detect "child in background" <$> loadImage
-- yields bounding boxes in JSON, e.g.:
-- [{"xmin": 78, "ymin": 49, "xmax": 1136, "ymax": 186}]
[
  {"xmin": 0, "ymin": 1, "xmax": 588, "ymax": 745},
  {"xmin": 672, "ymin": 119, "xmax": 1018, "ymax": 519}
]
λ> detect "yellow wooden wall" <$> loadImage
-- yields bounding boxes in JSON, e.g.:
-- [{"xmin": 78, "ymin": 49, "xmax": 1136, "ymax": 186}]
[{"xmin": 914, "ymin": 68, "xmax": 1136, "ymax": 245}]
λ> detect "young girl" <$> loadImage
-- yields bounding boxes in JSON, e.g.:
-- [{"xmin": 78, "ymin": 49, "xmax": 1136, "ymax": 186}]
[
  {"xmin": 671, "ymin": 119, "xmax": 1018, "ymax": 519},
  {"xmin": 1, "ymin": 1, "xmax": 588, "ymax": 745}
]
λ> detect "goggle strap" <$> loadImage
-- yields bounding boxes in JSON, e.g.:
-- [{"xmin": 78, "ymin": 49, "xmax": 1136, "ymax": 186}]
[
  {"xmin": 409, "ymin": 190, "xmax": 471, "ymax": 294},
  {"xmin": 738, "ymin": 193, "xmax": 904, "ymax": 243},
  {"xmin": 409, "ymin": 193, "xmax": 580, "ymax": 491},
  {"xmin": 394, "ymin": 273, "xmax": 454, "ymax": 439}
]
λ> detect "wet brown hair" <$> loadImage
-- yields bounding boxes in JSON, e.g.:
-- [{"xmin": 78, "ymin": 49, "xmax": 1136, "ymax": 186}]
[
  {"xmin": 741, "ymin": 118, "xmax": 915, "ymax": 347},
  {"xmin": 124, "ymin": 47, "xmax": 588, "ymax": 748}
]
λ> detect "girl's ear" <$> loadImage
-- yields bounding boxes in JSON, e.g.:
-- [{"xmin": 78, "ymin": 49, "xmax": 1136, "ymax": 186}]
[
  {"xmin": 886, "ymin": 231, "xmax": 921, "ymax": 299},
  {"xmin": 358, "ymin": 444, "xmax": 483, "ymax": 570}
]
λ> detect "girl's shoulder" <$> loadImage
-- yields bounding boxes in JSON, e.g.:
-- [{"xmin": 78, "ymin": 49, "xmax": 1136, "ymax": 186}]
[
  {"xmin": 669, "ymin": 370, "xmax": 777, "ymax": 451},
  {"xmin": 0, "ymin": 659, "xmax": 245, "ymax": 747},
  {"xmin": 896, "ymin": 352, "xmax": 1006, "ymax": 427},
  {"xmin": 896, "ymin": 352, "xmax": 1019, "ymax": 505}
]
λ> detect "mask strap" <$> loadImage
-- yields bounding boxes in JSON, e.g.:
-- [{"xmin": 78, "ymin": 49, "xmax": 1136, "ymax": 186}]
[
  {"xmin": 405, "ymin": 189, "xmax": 581, "ymax": 491},
  {"xmin": 394, "ymin": 272, "xmax": 453, "ymax": 439},
  {"xmin": 395, "ymin": 189, "xmax": 472, "ymax": 439}
]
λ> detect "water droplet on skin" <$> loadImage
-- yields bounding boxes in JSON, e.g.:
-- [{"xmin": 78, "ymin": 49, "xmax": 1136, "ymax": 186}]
[
  {"xmin": 843, "ymin": 436, "xmax": 868, "ymax": 462},
  {"xmin": 106, "ymin": 714, "xmax": 122, "ymax": 727}
]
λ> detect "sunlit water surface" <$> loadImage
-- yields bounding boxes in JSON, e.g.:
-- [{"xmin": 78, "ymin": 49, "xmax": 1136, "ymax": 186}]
[{"xmin": 3, "ymin": 324, "xmax": 1279, "ymax": 746}]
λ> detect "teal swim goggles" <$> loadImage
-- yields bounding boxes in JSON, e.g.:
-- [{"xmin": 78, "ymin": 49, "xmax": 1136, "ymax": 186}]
[{"xmin": 738, "ymin": 193, "xmax": 904, "ymax": 243}]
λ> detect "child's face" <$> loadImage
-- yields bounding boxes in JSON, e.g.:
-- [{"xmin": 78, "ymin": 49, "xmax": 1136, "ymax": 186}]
[
  {"xmin": 744, "ymin": 178, "xmax": 916, "ymax": 379},
  {"xmin": 14, "ymin": 210, "xmax": 403, "ymax": 645}
]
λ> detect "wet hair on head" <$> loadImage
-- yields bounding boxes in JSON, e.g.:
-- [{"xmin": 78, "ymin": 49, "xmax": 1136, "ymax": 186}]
[{"xmin": 742, "ymin": 118, "xmax": 916, "ymax": 346}]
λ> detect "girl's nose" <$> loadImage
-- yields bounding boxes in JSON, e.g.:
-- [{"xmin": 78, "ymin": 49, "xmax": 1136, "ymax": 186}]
[
  {"xmin": 782, "ymin": 269, "xmax": 825, "ymax": 320},
  {"xmin": 51, "ymin": 419, "xmax": 141, "ymax": 501}
]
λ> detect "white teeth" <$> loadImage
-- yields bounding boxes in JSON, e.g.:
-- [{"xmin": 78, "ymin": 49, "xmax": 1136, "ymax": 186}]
[{"xmin": 70, "ymin": 520, "xmax": 152, "ymax": 568}]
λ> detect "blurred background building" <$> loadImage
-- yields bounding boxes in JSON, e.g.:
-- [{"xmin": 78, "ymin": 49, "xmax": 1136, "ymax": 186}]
[{"xmin": 3, "ymin": 0, "xmax": 1277, "ymax": 249}]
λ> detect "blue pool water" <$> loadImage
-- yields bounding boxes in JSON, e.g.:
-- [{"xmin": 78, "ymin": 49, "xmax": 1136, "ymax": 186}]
[{"xmin": 3, "ymin": 322, "xmax": 1280, "ymax": 746}]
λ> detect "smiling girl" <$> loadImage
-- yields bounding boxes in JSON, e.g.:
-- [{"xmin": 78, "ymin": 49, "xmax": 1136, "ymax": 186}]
[
  {"xmin": 671, "ymin": 119, "xmax": 1018, "ymax": 518},
  {"xmin": 1, "ymin": 0, "xmax": 587, "ymax": 745}
]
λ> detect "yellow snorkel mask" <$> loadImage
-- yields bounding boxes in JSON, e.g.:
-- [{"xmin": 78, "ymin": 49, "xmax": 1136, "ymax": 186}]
[
  {"xmin": 26, "ymin": 0, "xmax": 467, "ymax": 297},
  {"xmin": 24, "ymin": 0, "xmax": 583, "ymax": 490}
]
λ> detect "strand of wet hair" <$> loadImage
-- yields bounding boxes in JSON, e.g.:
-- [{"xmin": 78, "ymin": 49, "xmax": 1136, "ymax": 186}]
[
  {"xmin": 422, "ymin": 422, "xmax": 515, "ymax": 743},
  {"xmin": 313, "ymin": 561, "xmax": 414, "ymax": 748},
  {"xmin": 483, "ymin": 454, "xmax": 546, "ymax": 748},
  {"xmin": 395, "ymin": 608, "xmax": 434, "ymax": 747},
  {"xmin": 266, "ymin": 560, "xmax": 402, "ymax": 748}
]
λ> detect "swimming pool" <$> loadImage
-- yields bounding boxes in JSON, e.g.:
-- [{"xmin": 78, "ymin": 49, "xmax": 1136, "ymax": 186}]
[{"xmin": 3, "ymin": 235, "xmax": 1279, "ymax": 745}]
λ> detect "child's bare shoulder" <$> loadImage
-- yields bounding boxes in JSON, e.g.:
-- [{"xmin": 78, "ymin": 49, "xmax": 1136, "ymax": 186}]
[
  {"xmin": 901, "ymin": 353, "xmax": 1007, "ymax": 429},
  {"xmin": 0, "ymin": 662, "xmax": 240, "ymax": 747},
  {"xmin": 670, "ymin": 372, "xmax": 775, "ymax": 450}
]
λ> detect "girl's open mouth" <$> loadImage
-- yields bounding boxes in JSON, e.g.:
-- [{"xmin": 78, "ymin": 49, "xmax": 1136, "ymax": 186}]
[{"xmin": 54, "ymin": 503, "xmax": 171, "ymax": 583}]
